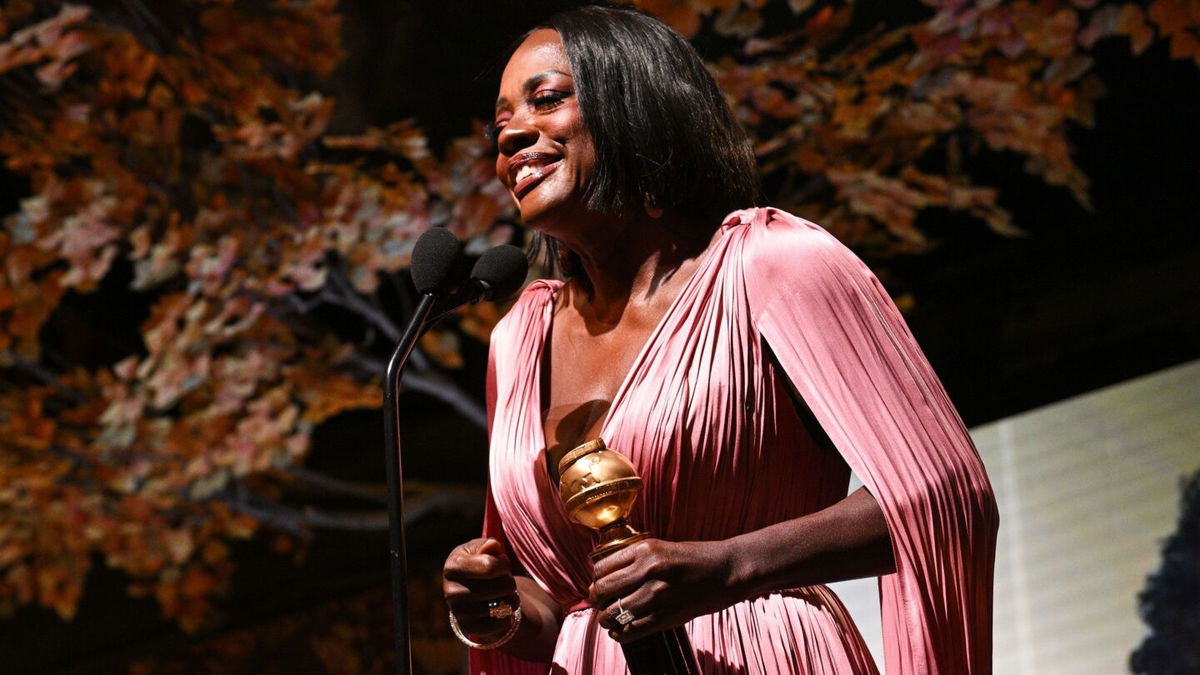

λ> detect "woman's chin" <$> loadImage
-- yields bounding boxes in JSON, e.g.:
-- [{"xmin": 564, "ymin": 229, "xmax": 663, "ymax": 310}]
[
  {"xmin": 518, "ymin": 201, "xmax": 570, "ymax": 233},
  {"xmin": 518, "ymin": 197, "xmax": 604, "ymax": 246}
]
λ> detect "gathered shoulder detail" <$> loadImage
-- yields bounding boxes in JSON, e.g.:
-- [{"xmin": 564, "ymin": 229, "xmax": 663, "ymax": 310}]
[{"xmin": 489, "ymin": 279, "xmax": 561, "ymax": 345}]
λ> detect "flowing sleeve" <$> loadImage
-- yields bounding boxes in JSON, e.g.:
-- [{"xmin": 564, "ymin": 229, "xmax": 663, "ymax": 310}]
[
  {"xmin": 736, "ymin": 208, "xmax": 999, "ymax": 674},
  {"xmin": 469, "ymin": 315, "xmax": 549, "ymax": 675}
]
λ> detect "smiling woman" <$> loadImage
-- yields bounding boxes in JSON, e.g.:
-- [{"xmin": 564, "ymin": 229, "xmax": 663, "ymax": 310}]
[
  {"xmin": 491, "ymin": 30, "xmax": 593, "ymax": 228},
  {"xmin": 489, "ymin": 11, "xmax": 760, "ymax": 281},
  {"xmin": 443, "ymin": 6, "xmax": 998, "ymax": 675}
]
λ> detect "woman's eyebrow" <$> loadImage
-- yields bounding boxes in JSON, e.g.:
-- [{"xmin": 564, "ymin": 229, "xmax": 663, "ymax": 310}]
[{"xmin": 494, "ymin": 69, "xmax": 572, "ymax": 113}]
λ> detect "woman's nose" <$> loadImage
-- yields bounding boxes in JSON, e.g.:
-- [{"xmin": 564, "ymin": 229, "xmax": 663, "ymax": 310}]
[{"xmin": 497, "ymin": 118, "xmax": 537, "ymax": 156}]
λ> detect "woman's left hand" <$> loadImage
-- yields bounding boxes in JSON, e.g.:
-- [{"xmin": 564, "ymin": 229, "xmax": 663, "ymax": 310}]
[{"xmin": 589, "ymin": 537, "xmax": 740, "ymax": 643}]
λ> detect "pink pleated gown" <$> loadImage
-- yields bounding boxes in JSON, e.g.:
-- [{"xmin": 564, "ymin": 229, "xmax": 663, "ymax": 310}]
[{"xmin": 471, "ymin": 208, "xmax": 999, "ymax": 674}]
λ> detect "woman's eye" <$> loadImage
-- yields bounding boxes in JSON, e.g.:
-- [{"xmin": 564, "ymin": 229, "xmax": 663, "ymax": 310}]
[
  {"xmin": 530, "ymin": 90, "xmax": 569, "ymax": 109},
  {"xmin": 484, "ymin": 122, "xmax": 504, "ymax": 142}
]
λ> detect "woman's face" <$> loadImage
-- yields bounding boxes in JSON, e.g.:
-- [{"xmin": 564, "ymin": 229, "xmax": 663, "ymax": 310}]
[{"xmin": 493, "ymin": 29, "xmax": 595, "ymax": 232}]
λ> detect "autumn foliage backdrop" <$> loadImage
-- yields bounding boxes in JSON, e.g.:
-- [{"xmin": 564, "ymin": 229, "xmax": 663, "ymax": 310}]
[{"xmin": 1, "ymin": 0, "xmax": 1198, "ymax": 669}]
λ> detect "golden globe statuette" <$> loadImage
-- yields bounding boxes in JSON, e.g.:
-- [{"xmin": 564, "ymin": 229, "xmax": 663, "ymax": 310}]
[{"xmin": 558, "ymin": 439, "xmax": 699, "ymax": 675}]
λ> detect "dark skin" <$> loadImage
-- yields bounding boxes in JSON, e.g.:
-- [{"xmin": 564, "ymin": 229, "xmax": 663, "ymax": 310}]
[{"xmin": 442, "ymin": 29, "xmax": 896, "ymax": 661}]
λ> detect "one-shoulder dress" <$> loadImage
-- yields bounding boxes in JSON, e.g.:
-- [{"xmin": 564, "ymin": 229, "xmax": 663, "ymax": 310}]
[{"xmin": 470, "ymin": 208, "xmax": 998, "ymax": 674}]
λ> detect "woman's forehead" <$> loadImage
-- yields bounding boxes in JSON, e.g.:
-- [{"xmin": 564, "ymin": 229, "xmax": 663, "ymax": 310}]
[
  {"xmin": 496, "ymin": 29, "xmax": 573, "ymax": 111},
  {"xmin": 503, "ymin": 29, "xmax": 570, "ymax": 81}
]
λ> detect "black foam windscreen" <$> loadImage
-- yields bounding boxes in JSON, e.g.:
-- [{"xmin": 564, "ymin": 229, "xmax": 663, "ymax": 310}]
[
  {"xmin": 470, "ymin": 244, "xmax": 528, "ymax": 301},
  {"xmin": 410, "ymin": 227, "xmax": 463, "ymax": 295}
]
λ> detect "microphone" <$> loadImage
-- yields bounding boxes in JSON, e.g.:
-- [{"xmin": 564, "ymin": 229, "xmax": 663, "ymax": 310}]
[
  {"xmin": 384, "ymin": 226, "xmax": 464, "ymax": 675},
  {"xmin": 429, "ymin": 244, "xmax": 528, "ymax": 322},
  {"xmin": 381, "ymin": 229, "xmax": 527, "ymax": 675},
  {"xmin": 469, "ymin": 244, "xmax": 529, "ymax": 301},
  {"xmin": 410, "ymin": 226, "xmax": 465, "ymax": 296}
]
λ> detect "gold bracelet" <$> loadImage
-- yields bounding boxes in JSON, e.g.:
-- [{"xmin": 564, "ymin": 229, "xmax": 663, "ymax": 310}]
[{"xmin": 448, "ymin": 607, "xmax": 522, "ymax": 650}]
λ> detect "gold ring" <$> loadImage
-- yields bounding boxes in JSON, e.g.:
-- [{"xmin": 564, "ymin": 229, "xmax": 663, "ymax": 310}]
[{"xmin": 488, "ymin": 601, "xmax": 515, "ymax": 620}]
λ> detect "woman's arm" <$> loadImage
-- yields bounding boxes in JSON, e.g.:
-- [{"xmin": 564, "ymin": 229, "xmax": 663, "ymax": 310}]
[
  {"xmin": 588, "ymin": 487, "xmax": 894, "ymax": 642},
  {"xmin": 443, "ymin": 538, "xmax": 564, "ymax": 662},
  {"xmin": 741, "ymin": 208, "xmax": 998, "ymax": 672},
  {"xmin": 728, "ymin": 485, "xmax": 895, "ymax": 596}
]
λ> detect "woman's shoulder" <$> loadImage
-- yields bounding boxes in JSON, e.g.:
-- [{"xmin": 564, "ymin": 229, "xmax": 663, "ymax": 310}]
[
  {"xmin": 489, "ymin": 278, "xmax": 561, "ymax": 344},
  {"xmin": 720, "ymin": 207, "xmax": 866, "ymax": 282}
]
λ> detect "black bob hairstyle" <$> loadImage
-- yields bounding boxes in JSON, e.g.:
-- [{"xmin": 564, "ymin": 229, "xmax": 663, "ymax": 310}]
[{"xmin": 511, "ymin": 5, "xmax": 762, "ymax": 275}]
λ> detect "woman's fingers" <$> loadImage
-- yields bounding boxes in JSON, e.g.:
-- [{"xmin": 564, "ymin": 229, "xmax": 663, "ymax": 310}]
[
  {"xmin": 588, "ymin": 540, "xmax": 653, "ymax": 608},
  {"xmin": 444, "ymin": 538, "xmax": 513, "ymax": 582},
  {"xmin": 607, "ymin": 609, "xmax": 661, "ymax": 643},
  {"xmin": 444, "ymin": 576, "xmax": 518, "ymax": 606},
  {"xmin": 594, "ymin": 578, "xmax": 663, "ymax": 632},
  {"xmin": 591, "ymin": 538, "xmax": 736, "ymax": 642},
  {"xmin": 443, "ymin": 538, "xmax": 521, "ymax": 635},
  {"xmin": 591, "ymin": 541, "xmax": 640, "ymax": 579},
  {"xmin": 448, "ymin": 590, "xmax": 522, "ymax": 625},
  {"xmin": 591, "ymin": 540, "xmax": 672, "ymax": 633},
  {"xmin": 589, "ymin": 538, "xmax": 681, "ymax": 608}
]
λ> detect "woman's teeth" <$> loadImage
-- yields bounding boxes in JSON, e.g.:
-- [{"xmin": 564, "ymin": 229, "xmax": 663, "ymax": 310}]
[{"xmin": 516, "ymin": 165, "xmax": 543, "ymax": 183}]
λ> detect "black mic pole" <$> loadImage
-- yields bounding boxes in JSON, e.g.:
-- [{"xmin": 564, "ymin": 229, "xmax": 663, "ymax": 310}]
[
  {"xmin": 381, "ymin": 235, "xmax": 525, "ymax": 673},
  {"xmin": 383, "ymin": 226, "xmax": 463, "ymax": 673},
  {"xmin": 383, "ymin": 291, "xmax": 437, "ymax": 675}
]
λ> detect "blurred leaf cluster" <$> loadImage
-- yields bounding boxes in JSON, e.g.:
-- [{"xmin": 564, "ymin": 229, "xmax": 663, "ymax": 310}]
[
  {"xmin": 635, "ymin": 0, "xmax": 1200, "ymax": 252},
  {"xmin": 0, "ymin": 0, "xmax": 510, "ymax": 631}
]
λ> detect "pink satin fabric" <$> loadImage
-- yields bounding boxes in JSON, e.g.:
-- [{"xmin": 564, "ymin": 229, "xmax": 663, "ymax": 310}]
[{"xmin": 471, "ymin": 208, "xmax": 998, "ymax": 674}]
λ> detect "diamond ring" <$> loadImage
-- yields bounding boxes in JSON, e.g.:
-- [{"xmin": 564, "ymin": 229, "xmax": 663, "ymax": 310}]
[
  {"xmin": 487, "ymin": 600, "xmax": 515, "ymax": 620},
  {"xmin": 614, "ymin": 598, "xmax": 635, "ymax": 626}
]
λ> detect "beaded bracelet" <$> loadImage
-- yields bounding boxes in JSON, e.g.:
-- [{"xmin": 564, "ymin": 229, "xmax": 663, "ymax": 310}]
[{"xmin": 449, "ymin": 606, "xmax": 522, "ymax": 650}]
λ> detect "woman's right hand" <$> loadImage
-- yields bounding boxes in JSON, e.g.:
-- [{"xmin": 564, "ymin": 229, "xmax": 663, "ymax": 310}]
[{"xmin": 443, "ymin": 537, "xmax": 521, "ymax": 638}]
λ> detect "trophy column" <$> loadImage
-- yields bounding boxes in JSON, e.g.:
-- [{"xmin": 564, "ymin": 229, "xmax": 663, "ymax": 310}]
[{"xmin": 557, "ymin": 439, "xmax": 700, "ymax": 675}]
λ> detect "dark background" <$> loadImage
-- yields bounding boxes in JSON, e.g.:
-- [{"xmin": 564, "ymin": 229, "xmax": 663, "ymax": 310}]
[{"xmin": 4, "ymin": 1, "xmax": 1198, "ymax": 671}]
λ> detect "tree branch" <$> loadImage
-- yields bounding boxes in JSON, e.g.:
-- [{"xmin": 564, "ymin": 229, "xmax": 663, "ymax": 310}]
[
  {"xmin": 340, "ymin": 345, "xmax": 487, "ymax": 430},
  {"xmin": 226, "ymin": 482, "xmax": 484, "ymax": 534},
  {"xmin": 12, "ymin": 358, "xmax": 88, "ymax": 405},
  {"xmin": 285, "ymin": 466, "xmax": 388, "ymax": 504},
  {"xmin": 322, "ymin": 262, "xmax": 433, "ymax": 373},
  {"xmin": 324, "ymin": 263, "xmax": 403, "ymax": 343}
]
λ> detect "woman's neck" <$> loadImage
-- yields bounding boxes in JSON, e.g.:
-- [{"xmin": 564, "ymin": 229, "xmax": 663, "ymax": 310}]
[{"xmin": 560, "ymin": 212, "xmax": 716, "ymax": 326}]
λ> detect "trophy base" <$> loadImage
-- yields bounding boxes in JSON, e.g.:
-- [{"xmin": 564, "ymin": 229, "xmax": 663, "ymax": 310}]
[{"xmin": 590, "ymin": 532, "xmax": 648, "ymax": 562}]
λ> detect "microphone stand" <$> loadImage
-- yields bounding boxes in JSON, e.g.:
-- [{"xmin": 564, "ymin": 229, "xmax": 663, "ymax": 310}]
[
  {"xmin": 379, "ymin": 239, "xmax": 523, "ymax": 673},
  {"xmin": 382, "ymin": 292, "xmax": 439, "ymax": 675}
]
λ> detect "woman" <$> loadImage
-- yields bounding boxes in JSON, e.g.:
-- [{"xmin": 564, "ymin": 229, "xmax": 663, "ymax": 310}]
[{"xmin": 442, "ymin": 6, "xmax": 998, "ymax": 674}]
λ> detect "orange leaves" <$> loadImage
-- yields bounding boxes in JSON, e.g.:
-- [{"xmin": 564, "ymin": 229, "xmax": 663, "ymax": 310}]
[
  {"xmin": 1150, "ymin": 0, "xmax": 1194, "ymax": 34},
  {"xmin": 705, "ymin": 0, "xmax": 1200, "ymax": 252},
  {"xmin": 314, "ymin": 121, "xmax": 513, "ymax": 293},
  {"xmin": 218, "ymin": 92, "xmax": 335, "ymax": 162},
  {"xmin": 1148, "ymin": 0, "xmax": 1200, "ymax": 64},
  {"xmin": 0, "ymin": 229, "xmax": 67, "ymax": 363},
  {"xmin": 1115, "ymin": 4, "xmax": 1157, "ymax": 53},
  {"xmin": 636, "ymin": 0, "xmax": 704, "ymax": 38},
  {"xmin": 1083, "ymin": 2, "xmax": 1200, "ymax": 64},
  {"xmin": 632, "ymin": 0, "xmax": 842, "ymax": 39},
  {"xmin": 97, "ymin": 31, "xmax": 156, "ymax": 102},
  {"xmin": 198, "ymin": 2, "xmax": 343, "ymax": 76},
  {"xmin": 290, "ymin": 362, "xmax": 383, "ymax": 425},
  {"xmin": 0, "ymin": 3, "xmax": 90, "ymax": 89},
  {"xmin": 0, "ymin": 0, "xmax": 413, "ymax": 628},
  {"xmin": 2, "ymin": 396, "xmax": 58, "ymax": 451}
]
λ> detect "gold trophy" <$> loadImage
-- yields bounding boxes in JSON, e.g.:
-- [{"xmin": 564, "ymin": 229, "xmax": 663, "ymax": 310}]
[{"xmin": 557, "ymin": 438, "xmax": 699, "ymax": 674}]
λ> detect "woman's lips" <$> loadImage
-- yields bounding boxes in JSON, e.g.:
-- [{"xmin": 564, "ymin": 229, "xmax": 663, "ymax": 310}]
[{"xmin": 513, "ymin": 160, "xmax": 560, "ymax": 199}]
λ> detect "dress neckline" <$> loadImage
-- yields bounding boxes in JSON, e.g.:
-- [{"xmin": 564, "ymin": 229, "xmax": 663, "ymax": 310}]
[{"xmin": 529, "ymin": 229, "xmax": 731, "ymax": 461}]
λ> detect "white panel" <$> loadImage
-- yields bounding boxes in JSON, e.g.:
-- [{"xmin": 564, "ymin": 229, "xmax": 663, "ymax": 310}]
[{"xmin": 831, "ymin": 360, "xmax": 1200, "ymax": 673}]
